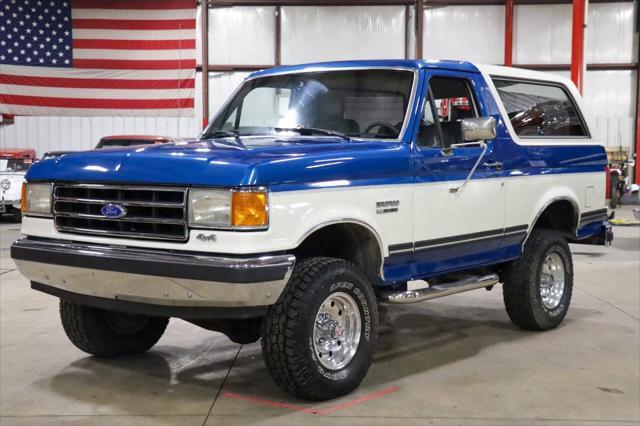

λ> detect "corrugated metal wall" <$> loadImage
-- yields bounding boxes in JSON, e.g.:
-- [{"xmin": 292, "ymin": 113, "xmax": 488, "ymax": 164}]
[{"xmin": 0, "ymin": 2, "xmax": 637, "ymax": 153}]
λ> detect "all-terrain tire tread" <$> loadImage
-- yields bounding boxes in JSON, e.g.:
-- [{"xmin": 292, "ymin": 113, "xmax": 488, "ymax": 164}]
[
  {"xmin": 60, "ymin": 300, "xmax": 169, "ymax": 358},
  {"xmin": 503, "ymin": 229, "xmax": 573, "ymax": 331}
]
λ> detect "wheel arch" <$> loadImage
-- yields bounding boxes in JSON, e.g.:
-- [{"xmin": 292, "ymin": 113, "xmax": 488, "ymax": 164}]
[
  {"xmin": 293, "ymin": 219, "xmax": 385, "ymax": 284},
  {"xmin": 525, "ymin": 196, "xmax": 580, "ymax": 244}
]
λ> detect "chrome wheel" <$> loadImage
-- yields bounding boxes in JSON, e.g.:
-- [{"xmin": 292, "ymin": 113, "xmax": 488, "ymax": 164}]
[
  {"xmin": 313, "ymin": 291, "xmax": 361, "ymax": 370},
  {"xmin": 539, "ymin": 252, "xmax": 565, "ymax": 309}
]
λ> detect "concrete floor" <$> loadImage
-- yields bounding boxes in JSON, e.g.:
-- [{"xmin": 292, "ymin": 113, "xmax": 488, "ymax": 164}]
[{"xmin": 1, "ymin": 208, "xmax": 638, "ymax": 426}]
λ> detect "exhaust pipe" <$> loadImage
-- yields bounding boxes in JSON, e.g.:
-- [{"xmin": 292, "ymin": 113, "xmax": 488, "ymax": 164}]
[{"xmin": 378, "ymin": 274, "xmax": 500, "ymax": 304}]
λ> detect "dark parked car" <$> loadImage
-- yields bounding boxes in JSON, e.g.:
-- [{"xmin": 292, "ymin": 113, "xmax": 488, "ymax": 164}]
[{"xmin": 95, "ymin": 135, "xmax": 175, "ymax": 149}]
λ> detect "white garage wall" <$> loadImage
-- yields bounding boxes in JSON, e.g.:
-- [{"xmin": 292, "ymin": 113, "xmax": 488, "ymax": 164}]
[
  {"xmin": 515, "ymin": 2, "xmax": 637, "ymax": 65},
  {"xmin": 281, "ymin": 6, "xmax": 406, "ymax": 64},
  {"xmin": 587, "ymin": 2, "xmax": 637, "ymax": 64},
  {"xmin": 514, "ymin": 5, "xmax": 572, "ymax": 64},
  {"xmin": 209, "ymin": 7, "xmax": 275, "ymax": 65},
  {"xmin": 0, "ymin": 116, "xmax": 199, "ymax": 154},
  {"xmin": 423, "ymin": 5, "xmax": 505, "ymax": 64}
]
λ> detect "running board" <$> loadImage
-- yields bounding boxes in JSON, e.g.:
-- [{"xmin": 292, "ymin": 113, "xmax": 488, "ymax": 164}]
[{"xmin": 378, "ymin": 274, "xmax": 500, "ymax": 304}]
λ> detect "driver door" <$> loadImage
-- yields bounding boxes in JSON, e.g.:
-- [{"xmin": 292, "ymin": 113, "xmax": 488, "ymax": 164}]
[{"xmin": 411, "ymin": 70, "xmax": 506, "ymax": 278}]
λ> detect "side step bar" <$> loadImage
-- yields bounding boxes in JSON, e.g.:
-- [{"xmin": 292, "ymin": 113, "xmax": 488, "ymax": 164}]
[{"xmin": 378, "ymin": 274, "xmax": 500, "ymax": 304}]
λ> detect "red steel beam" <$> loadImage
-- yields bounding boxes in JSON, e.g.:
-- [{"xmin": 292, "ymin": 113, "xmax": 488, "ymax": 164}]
[
  {"xmin": 504, "ymin": 0, "xmax": 514, "ymax": 66},
  {"xmin": 201, "ymin": 2, "xmax": 209, "ymax": 128},
  {"xmin": 570, "ymin": 0, "xmax": 586, "ymax": 92}
]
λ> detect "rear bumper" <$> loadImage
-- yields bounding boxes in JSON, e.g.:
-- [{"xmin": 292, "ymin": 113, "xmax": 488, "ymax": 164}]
[{"xmin": 11, "ymin": 237, "xmax": 295, "ymax": 317}]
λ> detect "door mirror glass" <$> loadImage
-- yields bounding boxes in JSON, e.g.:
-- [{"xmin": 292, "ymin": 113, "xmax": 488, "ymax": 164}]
[{"xmin": 462, "ymin": 117, "xmax": 496, "ymax": 141}]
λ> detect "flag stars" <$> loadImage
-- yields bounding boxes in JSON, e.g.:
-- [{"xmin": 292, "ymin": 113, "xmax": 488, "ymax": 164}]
[{"xmin": 2, "ymin": 0, "xmax": 73, "ymax": 67}]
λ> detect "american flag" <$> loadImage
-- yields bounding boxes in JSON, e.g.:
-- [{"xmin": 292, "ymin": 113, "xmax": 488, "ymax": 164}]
[{"xmin": 0, "ymin": 0, "xmax": 195, "ymax": 116}]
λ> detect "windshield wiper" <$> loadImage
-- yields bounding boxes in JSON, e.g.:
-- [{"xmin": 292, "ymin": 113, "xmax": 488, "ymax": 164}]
[
  {"xmin": 200, "ymin": 130, "xmax": 246, "ymax": 147},
  {"xmin": 273, "ymin": 126, "xmax": 351, "ymax": 141}
]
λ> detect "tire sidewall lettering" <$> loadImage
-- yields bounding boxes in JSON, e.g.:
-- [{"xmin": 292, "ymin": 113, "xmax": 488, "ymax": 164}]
[{"xmin": 307, "ymin": 279, "xmax": 373, "ymax": 382}]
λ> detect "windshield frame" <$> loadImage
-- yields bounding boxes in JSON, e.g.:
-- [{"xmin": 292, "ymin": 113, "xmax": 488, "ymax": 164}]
[{"xmin": 200, "ymin": 66, "xmax": 419, "ymax": 143}]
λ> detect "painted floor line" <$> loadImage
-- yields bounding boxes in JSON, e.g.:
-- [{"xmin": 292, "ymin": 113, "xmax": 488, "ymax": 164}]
[{"xmin": 222, "ymin": 386, "xmax": 400, "ymax": 416}]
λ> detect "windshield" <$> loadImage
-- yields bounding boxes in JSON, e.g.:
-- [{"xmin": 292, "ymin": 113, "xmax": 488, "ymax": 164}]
[
  {"xmin": 0, "ymin": 158, "xmax": 32, "ymax": 172},
  {"xmin": 202, "ymin": 69, "xmax": 415, "ymax": 140}
]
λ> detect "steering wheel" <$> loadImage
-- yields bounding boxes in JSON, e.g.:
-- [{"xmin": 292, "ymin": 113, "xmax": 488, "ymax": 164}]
[{"xmin": 363, "ymin": 121, "xmax": 400, "ymax": 137}]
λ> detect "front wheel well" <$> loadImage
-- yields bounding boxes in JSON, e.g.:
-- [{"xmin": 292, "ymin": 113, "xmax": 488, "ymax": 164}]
[{"xmin": 292, "ymin": 223, "xmax": 382, "ymax": 285}]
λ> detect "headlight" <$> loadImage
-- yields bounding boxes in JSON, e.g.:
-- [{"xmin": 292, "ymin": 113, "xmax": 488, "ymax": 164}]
[
  {"xmin": 21, "ymin": 182, "xmax": 53, "ymax": 216},
  {"xmin": 0, "ymin": 179, "xmax": 10, "ymax": 190},
  {"xmin": 188, "ymin": 187, "xmax": 268, "ymax": 230}
]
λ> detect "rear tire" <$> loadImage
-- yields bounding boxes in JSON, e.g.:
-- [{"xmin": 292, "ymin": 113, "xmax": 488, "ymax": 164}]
[
  {"xmin": 503, "ymin": 229, "xmax": 573, "ymax": 330},
  {"xmin": 60, "ymin": 300, "xmax": 169, "ymax": 358},
  {"xmin": 261, "ymin": 257, "xmax": 378, "ymax": 401}
]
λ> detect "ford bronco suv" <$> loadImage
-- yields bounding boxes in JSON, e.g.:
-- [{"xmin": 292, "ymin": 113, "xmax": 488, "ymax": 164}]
[{"xmin": 11, "ymin": 60, "xmax": 612, "ymax": 401}]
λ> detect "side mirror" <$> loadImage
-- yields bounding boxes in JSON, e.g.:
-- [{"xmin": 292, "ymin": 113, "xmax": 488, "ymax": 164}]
[{"xmin": 462, "ymin": 117, "xmax": 496, "ymax": 141}]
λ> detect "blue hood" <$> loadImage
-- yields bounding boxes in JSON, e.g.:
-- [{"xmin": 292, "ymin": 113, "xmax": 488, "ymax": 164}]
[{"xmin": 27, "ymin": 137, "xmax": 412, "ymax": 191}]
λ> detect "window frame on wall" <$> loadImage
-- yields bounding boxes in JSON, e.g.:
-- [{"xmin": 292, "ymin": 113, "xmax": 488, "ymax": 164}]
[{"xmin": 488, "ymin": 74, "xmax": 595, "ymax": 146}]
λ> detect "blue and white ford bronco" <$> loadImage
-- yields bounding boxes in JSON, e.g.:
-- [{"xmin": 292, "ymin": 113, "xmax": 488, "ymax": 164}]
[{"xmin": 12, "ymin": 60, "xmax": 612, "ymax": 400}]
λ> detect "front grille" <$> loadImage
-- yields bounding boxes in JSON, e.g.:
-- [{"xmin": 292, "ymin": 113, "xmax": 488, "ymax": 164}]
[{"xmin": 53, "ymin": 184, "xmax": 188, "ymax": 242}]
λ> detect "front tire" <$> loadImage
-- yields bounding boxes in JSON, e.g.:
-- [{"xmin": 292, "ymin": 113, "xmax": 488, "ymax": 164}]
[
  {"xmin": 261, "ymin": 257, "xmax": 378, "ymax": 401},
  {"xmin": 10, "ymin": 207, "xmax": 22, "ymax": 223},
  {"xmin": 503, "ymin": 229, "xmax": 573, "ymax": 330},
  {"xmin": 60, "ymin": 300, "xmax": 169, "ymax": 358}
]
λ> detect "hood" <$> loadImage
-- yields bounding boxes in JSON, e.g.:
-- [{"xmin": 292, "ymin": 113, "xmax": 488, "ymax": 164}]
[{"xmin": 26, "ymin": 137, "xmax": 411, "ymax": 189}]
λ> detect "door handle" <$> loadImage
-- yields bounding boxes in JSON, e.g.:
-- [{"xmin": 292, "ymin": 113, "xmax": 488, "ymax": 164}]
[{"xmin": 483, "ymin": 161, "xmax": 503, "ymax": 171}]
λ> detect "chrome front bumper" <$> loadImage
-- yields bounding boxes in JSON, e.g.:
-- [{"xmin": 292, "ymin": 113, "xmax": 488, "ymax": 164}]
[{"xmin": 11, "ymin": 237, "xmax": 295, "ymax": 317}]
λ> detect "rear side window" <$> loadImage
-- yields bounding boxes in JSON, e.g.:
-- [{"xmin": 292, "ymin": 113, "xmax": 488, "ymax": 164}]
[{"xmin": 492, "ymin": 78, "xmax": 588, "ymax": 138}]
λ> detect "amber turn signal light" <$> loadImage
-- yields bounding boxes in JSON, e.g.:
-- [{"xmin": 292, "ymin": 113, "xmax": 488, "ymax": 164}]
[
  {"xmin": 231, "ymin": 191, "xmax": 268, "ymax": 227},
  {"xmin": 21, "ymin": 183, "xmax": 27, "ymax": 212}
]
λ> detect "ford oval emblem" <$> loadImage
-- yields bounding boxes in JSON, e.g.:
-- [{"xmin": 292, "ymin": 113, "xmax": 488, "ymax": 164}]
[{"xmin": 101, "ymin": 204, "xmax": 127, "ymax": 218}]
